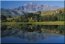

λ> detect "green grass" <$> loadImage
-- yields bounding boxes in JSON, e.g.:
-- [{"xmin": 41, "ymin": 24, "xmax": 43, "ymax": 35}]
[{"xmin": 2, "ymin": 21, "xmax": 64, "ymax": 25}]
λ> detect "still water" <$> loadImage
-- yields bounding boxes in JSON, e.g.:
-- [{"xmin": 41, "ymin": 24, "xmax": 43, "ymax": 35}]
[
  {"xmin": 1, "ymin": 31, "xmax": 64, "ymax": 43},
  {"xmin": 1, "ymin": 25, "xmax": 65, "ymax": 43}
]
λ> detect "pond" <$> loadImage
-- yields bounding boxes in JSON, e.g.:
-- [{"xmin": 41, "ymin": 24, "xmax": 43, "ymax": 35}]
[
  {"xmin": 1, "ymin": 31, "xmax": 64, "ymax": 43},
  {"xmin": 1, "ymin": 25, "xmax": 65, "ymax": 43}
]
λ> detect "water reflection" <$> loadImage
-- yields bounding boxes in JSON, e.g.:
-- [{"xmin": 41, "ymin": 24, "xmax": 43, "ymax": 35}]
[
  {"xmin": 1, "ymin": 24, "xmax": 64, "ymax": 43},
  {"xmin": 1, "ymin": 25, "xmax": 45, "ymax": 41},
  {"xmin": 1, "ymin": 24, "xmax": 57, "ymax": 36}
]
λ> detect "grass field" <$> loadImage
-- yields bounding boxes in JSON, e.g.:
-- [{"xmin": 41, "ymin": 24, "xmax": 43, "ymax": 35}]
[{"xmin": 1, "ymin": 21, "xmax": 64, "ymax": 25}]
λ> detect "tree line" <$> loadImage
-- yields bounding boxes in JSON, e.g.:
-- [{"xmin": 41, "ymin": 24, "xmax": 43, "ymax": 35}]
[{"xmin": 1, "ymin": 10, "xmax": 65, "ymax": 22}]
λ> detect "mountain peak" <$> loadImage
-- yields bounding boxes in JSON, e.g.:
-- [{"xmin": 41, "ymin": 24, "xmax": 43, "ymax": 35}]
[{"xmin": 16, "ymin": 3, "xmax": 60, "ymax": 13}]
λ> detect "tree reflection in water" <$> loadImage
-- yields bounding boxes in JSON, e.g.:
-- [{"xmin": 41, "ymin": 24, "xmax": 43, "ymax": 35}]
[
  {"xmin": 1, "ymin": 24, "xmax": 63, "ymax": 42},
  {"xmin": 1, "ymin": 25, "xmax": 47, "ymax": 41}
]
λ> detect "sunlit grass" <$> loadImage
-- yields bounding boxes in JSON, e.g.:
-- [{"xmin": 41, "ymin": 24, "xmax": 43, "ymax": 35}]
[{"xmin": 2, "ymin": 21, "xmax": 64, "ymax": 25}]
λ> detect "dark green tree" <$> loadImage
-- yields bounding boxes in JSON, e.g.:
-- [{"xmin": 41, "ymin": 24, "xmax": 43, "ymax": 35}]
[{"xmin": 1, "ymin": 15, "xmax": 7, "ymax": 22}]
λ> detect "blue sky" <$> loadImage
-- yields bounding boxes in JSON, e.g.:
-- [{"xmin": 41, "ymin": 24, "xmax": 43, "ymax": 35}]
[
  {"xmin": 1, "ymin": 0, "xmax": 64, "ymax": 1},
  {"xmin": 1, "ymin": 1, "xmax": 64, "ymax": 9}
]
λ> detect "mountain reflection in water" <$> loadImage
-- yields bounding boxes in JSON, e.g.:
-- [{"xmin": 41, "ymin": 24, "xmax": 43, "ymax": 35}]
[
  {"xmin": 1, "ymin": 25, "xmax": 64, "ymax": 43},
  {"xmin": 1, "ymin": 30, "xmax": 64, "ymax": 43}
]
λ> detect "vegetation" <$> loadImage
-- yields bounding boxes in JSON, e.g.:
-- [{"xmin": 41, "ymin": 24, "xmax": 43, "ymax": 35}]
[{"xmin": 1, "ymin": 8, "xmax": 65, "ymax": 34}]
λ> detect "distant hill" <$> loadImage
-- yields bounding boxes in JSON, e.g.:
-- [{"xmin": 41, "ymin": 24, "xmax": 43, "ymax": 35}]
[
  {"xmin": 41, "ymin": 8, "xmax": 64, "ymax": 16},
  {"xmin": 1, "ymin": 8, "xmax": 25, "ymax": 17},
  {"xmin": 1, "ymin": 4, "xmax": 64, "ymax": 17}
]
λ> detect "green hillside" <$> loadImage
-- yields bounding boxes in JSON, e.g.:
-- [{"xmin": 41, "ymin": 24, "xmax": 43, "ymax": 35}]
[{"xmin": 41, "ymin": 8, "xmax": 64, "ymax": 16}]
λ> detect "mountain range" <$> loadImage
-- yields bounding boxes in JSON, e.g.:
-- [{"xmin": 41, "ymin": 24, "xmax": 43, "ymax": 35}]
[
  {"xmin": 15, "ymin": 3, "xmax": 61, "ymax": 12},
  {"xmin": 1, "ymin": 3, "xmax": 63, "ymax": 17}
]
